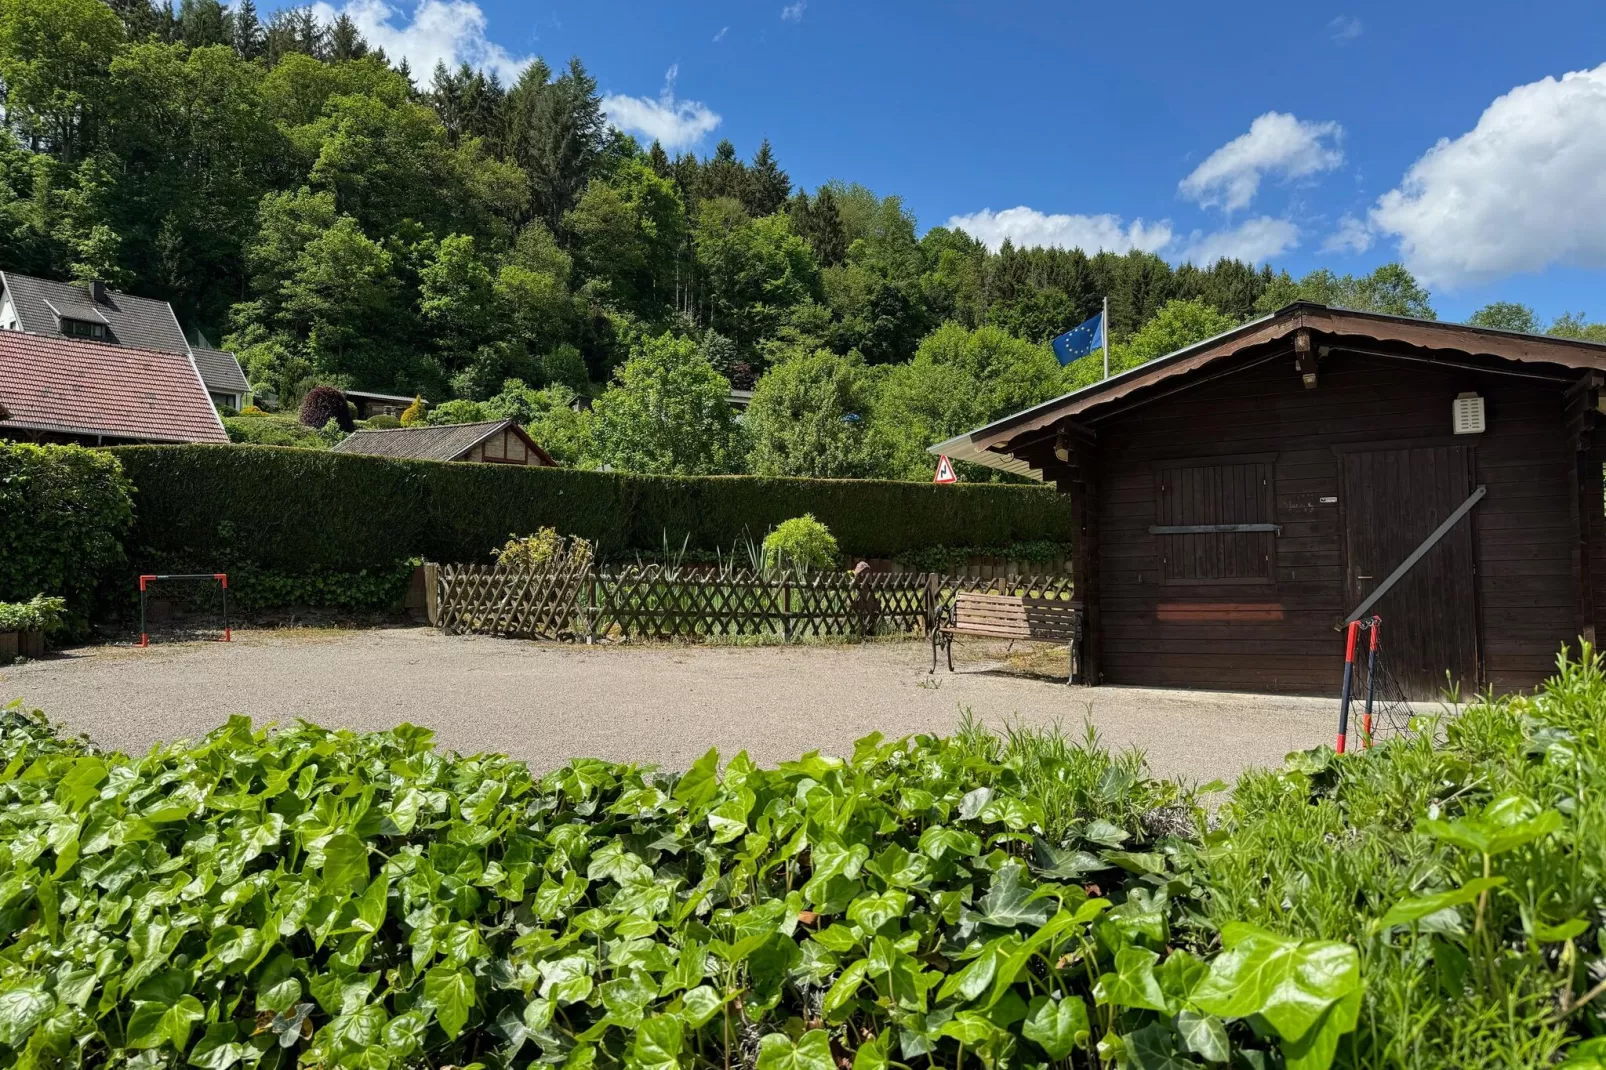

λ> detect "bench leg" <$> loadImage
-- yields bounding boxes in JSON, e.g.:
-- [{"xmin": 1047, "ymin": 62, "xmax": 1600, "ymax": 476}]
[
  {"xmin": 946, "ymin": 633, "xmax": 954, "ymax": 673},
  {"xmin": 929, "ymin": 629, "xmax": 938, "ymax": 674},
  {"xmin": 1067, "ymin": 640, "xmax": 1074, "ymax": 686}
]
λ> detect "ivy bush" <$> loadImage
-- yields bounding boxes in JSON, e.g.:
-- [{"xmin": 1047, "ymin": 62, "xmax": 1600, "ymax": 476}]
[
  {"xmin": 7, "ymin": 649, "xmax": 1606, "ymax": 1067},
  {"xmin": 0, "ymin": 704, "xmax": 1380, "ymax": 1070},
  {"xmin": 0, "ymin": 443, "xmax": 134, "ymax": 615}
]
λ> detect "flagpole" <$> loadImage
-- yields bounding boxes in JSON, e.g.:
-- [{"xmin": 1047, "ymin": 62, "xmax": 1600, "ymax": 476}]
[{"xmin": 1102, "ymin": 295, "xmax": 1110, "ymax": 380}]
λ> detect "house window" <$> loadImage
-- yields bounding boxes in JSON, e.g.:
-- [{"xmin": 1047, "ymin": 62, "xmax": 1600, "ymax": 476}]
[
  {"xmin": 1153, "ymin": 460, "xmax": 1277, "ymax": 584},
  {"xmin": 61, "ymin": 318, "xmax": 106, "ymax": 340}
]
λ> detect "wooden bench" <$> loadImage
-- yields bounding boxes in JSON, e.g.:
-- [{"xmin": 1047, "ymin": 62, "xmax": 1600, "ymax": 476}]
[{"xmin": 931, "ymin": 592, "xmax": 1083, "ymax": 683}]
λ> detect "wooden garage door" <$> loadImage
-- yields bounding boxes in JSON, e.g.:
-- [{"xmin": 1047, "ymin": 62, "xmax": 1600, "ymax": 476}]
[{"xmin": 1341, "ymin": 446, "xmax": 1480, "ymax": 699}]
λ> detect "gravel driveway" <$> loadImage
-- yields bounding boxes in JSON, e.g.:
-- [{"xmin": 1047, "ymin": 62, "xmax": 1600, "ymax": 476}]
[{"xmin": 1, "ymin": 628, "xmax": 1338, "ymax": 784}]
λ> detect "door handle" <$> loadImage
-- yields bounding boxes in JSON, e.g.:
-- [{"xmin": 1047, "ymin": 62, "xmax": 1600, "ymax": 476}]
[{"xmin": 1356, "ymin": 574, "xmax": 1373, "ymax": 580}]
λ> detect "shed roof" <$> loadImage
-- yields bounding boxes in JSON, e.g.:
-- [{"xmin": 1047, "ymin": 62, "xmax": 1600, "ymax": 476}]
[
  {"xmin": 346, "ymin": 389, "xmax": 424, "ymax": 404},
  {"xmin": 330, "ymin": 419, "xmax": 554, "ymax": 465},
  {"xmin": 932, "ymin": 302, "xmax": 1606, "ymax": 480},
  {"xmin": 191, "ymin": 346, "xmax": 249, "ymax": 396},
  {"xmin": 0, "ymin": 331, "xmax": 228, "ymax": 444},
  {"xmin": 0, "ymin": 271, "xmax": 191, "ymax": 355}
]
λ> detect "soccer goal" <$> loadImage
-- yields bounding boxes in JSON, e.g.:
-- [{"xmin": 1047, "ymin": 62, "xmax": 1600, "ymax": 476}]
[
  {"xmin": 1335, "ymin": 615, "xmax": 1413, "ymax": 753},
  {"xmin": 137, "ymin": 573, "xmax": 232, "ymax": 646}
]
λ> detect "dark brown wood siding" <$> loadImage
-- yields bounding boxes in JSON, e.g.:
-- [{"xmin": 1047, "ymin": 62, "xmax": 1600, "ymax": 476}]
[{"xmin": 1089, "ymin": 350, "xmax": 1579, "ymax": 695}]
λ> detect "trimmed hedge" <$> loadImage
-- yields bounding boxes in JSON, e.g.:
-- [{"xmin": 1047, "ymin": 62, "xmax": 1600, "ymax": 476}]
[
  {"xmin": 107, "ymin": 444, "xmax": 1074, "ymax": 574},
  {"xmin": 0, "ymin": 442, "xmax": 134, "ymax": 612}
]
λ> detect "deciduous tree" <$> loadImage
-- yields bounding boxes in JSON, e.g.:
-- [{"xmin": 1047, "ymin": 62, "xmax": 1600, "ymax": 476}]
[{"xmin": 587, "ymin": 332, "xmax": 743, "ymax": 474}]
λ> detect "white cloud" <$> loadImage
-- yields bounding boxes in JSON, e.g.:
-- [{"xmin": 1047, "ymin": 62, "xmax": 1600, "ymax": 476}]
[
  {"xmin": 945, "ymin": 207, "xmax": 1174, "ymax": 255},
  {"xmin": 1370, "ymin": 61, "xmax": 1606, "ymax": 288},
  {"xmin": 1328, "ymin": 15, "xmax": 1362, "ymax": 45},
  {"xmin": 781, "ymin": 1, "xmax": 806, "ymax": 21},
  {"xmin": 310, "ymin": 0, "xmax": 532, "ymax": 84},
  {"xmin": 601, "ymin": 65, "xmax": 721, "ymax": 152},
  {"xmin": 1322, "ymin": 214, "xmax": 1373, "ymax": 254},
  {"xmin": 712, "ymin": 25, "xmax": 728, "ymax": 42},
  {"xmin": 1177, "ymin": 217, "xmax": 1301, "ymax": 265},
  {"xmin": 1178, "ymin": 112, "xmax": 1344, "ymax": 212}
]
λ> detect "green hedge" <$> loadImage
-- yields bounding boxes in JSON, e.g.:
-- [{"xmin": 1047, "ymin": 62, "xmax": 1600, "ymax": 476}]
[
  {"xmin": 107, "ymin": 445, "xmax": 1074, "ymax": 574},
  {"xmin": 0, "ymin": 442, "xmax": 134, "ymax": 614}
]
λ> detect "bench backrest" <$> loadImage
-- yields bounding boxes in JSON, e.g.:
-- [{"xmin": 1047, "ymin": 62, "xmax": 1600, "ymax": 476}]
[{"xmin": 951, "ymin": 592, "xmax": 1080, "ymax": 640}]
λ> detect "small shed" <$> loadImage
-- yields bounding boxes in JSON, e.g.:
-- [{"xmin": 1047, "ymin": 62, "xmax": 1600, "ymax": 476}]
[
  {"xmin": 330, "ymin": 419, "xmax": 555, "ymax": 467},
  {"xmin": 932, "ymin": 302, "xmax": 1606, "ymax": 697},
  {"xmin": 345, "ymin": 389, "xmax": 423, "ymax": 420}
]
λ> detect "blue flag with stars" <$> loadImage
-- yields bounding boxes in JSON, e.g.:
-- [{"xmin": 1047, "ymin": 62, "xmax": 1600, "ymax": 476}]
[{"xmin": 1051, "ymin": 312, "xmax": 1105, "ymax": 366}]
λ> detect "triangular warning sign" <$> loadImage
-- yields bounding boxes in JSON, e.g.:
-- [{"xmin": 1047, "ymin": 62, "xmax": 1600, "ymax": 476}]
[{"xmin": 933, "ymin": 455, "xmax": 957, "ymax": 484}]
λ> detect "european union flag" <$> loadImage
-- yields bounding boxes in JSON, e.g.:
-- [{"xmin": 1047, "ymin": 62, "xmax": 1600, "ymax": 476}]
[{"xmin": 1051, "ymin": 312, "xmax": 1105, "ymax": 366}]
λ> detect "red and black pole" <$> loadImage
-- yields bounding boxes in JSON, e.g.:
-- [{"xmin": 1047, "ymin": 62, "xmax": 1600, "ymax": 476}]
[
  {"xmin": 1336, "ymin": 619, "xmax": 1360, "ymax": 753},
  {"xmin": 138, "ymin": 574, "xmax": 155, "ymax": 648},
  {"xmin": 1361, "ymin": 616, "xmax": 1380, "ymax": 749},
  {"xmin": 215, "ymin": 573, "xmax": 231, "ymax": 643}
]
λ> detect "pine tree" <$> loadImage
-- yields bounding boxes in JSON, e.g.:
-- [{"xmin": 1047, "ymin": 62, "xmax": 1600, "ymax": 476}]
[
  {"xmin": 294, "ymin": 6, "xmax": 326, "ymax": 59},
  {"xmin": 177, "ymin": 0, "xmax": 230, "ymax": 47},
  {"xmin": 793, "ymin": 186, "xmax": 846, "ymax": 266},
  {"xmin": 328, "ymin": 13, "xmax": 369, "ymax": 61},
  {"xmin": 230, "ymin": 0, "xmax": 264, "ymax": 59},
  {"xmin": 430, "ymin": 62, "xmax": 465, "ymax": 143},
  {"xmin": 506, "ymin": 57, "xmax": 605, "ymax": 233},
  {"xmin": 699, "ymin": 139, "xmax": 746, "ymax": 204},
  {"xmin": 744, "ymin": 139, "xmax": 791, "ymax": 217},
  {"xmin": 647, "ymin": 140, "xmax": 671, "ymax": 178},
  {"xmin": 108, "ymin": 0, "xmax": 169, "ymax": 41},
  {"xmin": 155, "ymin": 0, "xmax": 179, "ymax": 43}
]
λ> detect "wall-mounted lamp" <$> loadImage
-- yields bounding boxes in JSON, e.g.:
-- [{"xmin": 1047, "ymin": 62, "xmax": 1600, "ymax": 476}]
[{"xmin": 1053, "ymin": 430, "xmax": 1071, "ymax": 463}]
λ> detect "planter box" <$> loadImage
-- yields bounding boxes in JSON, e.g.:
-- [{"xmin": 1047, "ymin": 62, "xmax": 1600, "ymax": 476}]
[{"xmin": 0, "ymin": 630, "xmax": 44, "ymax": 661}]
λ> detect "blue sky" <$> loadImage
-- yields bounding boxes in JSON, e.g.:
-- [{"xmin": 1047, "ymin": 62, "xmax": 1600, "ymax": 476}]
[{"xmin": 299, "ymin": 0, "xmax": 1606, "ymax": 323}]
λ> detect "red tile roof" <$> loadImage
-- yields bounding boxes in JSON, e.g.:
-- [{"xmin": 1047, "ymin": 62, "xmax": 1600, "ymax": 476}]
[{"xmin": 0, "ymin": 330, "xmax": 228, "ymax": 444}]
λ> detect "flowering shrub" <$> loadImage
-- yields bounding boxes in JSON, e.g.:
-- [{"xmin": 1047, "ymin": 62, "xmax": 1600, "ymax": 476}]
[{"xmin": 495, "ymin": 527, "xmax": 595, "ymax": 571}]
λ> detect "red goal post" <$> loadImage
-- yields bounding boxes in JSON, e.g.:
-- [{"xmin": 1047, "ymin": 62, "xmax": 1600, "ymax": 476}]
[{"xmin": 137, "ymin": 573, "xmax": 230, "ymax": 647}]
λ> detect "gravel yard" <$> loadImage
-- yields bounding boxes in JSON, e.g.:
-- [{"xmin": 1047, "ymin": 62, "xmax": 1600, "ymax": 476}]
[{"xmin": 1, "ymin": 627, "xmax": 1340, "ymax": 783}]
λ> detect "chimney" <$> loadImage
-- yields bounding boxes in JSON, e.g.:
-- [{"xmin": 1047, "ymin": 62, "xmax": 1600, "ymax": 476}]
[{"xmin": 90, "ymin": 280, "xmax": 108, "ymax": 305}]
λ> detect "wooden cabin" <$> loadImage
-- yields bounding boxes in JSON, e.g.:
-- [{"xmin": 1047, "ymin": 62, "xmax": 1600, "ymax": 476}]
[
  {"xmin": 932, "ymin": 303, "xmax": 1606, "ymax": 697},
  {"xmin": 330, "ymin": 419, "xmax": 555, "ymax": 467}
]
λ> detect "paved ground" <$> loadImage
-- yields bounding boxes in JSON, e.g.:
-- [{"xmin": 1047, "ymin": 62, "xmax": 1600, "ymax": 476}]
[{"xmin": 0, "ymin": 628, "xmax": 1337, "ymax": 783}]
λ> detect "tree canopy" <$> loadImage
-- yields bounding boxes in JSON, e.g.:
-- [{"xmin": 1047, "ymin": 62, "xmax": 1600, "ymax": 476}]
[{"xmin": 5, "ymin": 0, "xmax": 1597, "ymax": 481}]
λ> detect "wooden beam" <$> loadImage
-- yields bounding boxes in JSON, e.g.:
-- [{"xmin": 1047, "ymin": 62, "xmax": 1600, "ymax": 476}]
[
  {"xmin": 1057, "ymin": 460, "xmax": 1101, "ymax": 686},
  {"xmin": 1575, "ymin": 451, "xmax": 1601, "ymax": 649}
]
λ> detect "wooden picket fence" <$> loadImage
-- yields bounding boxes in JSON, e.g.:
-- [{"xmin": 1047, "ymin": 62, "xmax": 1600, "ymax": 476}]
[{"xmin": 433, "ymin": 563, "xmax": 1073, "ymax": 642}]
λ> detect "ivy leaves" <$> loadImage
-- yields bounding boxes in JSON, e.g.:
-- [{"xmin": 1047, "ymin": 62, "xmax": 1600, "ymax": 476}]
[
  {"xmin": 0, "ymin": 987, "xmax": 54, "ymax": 1049},
  {"xmin": 0, "ymin": 706, "xmax": 1359, "ymax": 1070}
]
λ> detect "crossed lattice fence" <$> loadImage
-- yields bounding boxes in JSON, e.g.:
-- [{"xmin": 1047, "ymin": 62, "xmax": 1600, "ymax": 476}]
[{"xmin": 434, "ymin": 563, "xmax": 1073, "ymax": 642}]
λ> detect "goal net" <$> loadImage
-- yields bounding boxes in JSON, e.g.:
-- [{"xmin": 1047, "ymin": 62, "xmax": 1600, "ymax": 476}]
[
  {"xmin": 1336, "ymin": 615, "xmax": 1414, "ymax": 752},
  {"xmin": 138, "ymin": 573, "xmax": 232, "ymax": 646}
]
